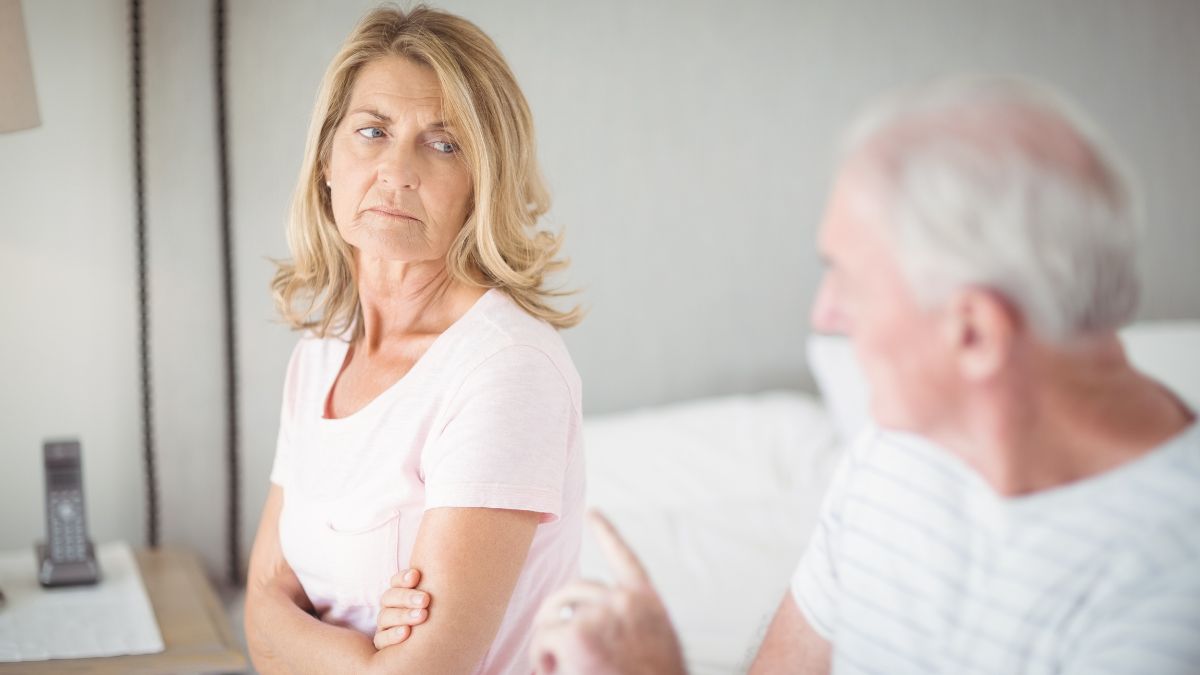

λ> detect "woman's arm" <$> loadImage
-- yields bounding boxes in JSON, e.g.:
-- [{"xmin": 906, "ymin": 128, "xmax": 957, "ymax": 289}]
[
  {"xmin": 362, "ymin": 506, "xmax": 539, "ymax": 673},
  {"xmin": 244, "ymin": 484, "xmax": 376, "ymax": 674},
  {"xmin": 245, "ymin": 485, "xmax": 539, "ymax": 674}
]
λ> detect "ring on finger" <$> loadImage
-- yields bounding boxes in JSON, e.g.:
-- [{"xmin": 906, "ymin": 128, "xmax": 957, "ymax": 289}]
[{"xmin": 557, "ymin": 602, "xmax": 576, "ymax": 622}]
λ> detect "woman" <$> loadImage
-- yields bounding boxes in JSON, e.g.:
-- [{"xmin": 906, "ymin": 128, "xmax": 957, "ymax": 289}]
[{"xmin": 244, "ymin": 6, "xmax": 585, "ymax": 674}]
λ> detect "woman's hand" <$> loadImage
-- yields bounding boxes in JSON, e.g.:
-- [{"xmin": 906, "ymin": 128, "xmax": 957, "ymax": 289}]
[{"xmin": 374, "ymin": 568, "xmax": 431, "ymax": 649}]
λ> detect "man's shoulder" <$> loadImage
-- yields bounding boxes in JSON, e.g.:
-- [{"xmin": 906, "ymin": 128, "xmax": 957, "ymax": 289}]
[
  {"xmin": 1109, "ymin": 425, "xmax": 1200, "ymax": 572},
  {"xmin": 830, "ymin": 427, "xmax": 984, "ymax": 556},
  {"xmin": 845, "ymin": 427, "xmax": 980, "ymax": 499}
]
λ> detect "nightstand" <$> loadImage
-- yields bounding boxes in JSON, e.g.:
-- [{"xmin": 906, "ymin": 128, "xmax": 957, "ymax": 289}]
[{"xmin": 0, "ymin": 547, "xmax": 247, "ymax": 674}]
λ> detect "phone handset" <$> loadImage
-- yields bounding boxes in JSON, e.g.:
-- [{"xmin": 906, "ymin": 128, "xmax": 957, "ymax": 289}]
[{"xmin": 37, "ymin": 439, "xmax": 100, "ymax": 587}]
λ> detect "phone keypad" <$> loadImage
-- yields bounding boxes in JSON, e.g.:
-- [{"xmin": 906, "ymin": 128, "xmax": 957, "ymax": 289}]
[{"xmin": 49, "ymin": 490, "xmax": 86, "ymax": 561}]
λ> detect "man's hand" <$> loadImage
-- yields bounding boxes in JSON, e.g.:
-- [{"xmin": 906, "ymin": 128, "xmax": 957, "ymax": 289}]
[
  {"xmin": 529, "ymin": 511, "xmax": 687, "ymax": 675},
  {"xmin": 373, "ymin": 568, "xmax": 430, "ymax": 650}
]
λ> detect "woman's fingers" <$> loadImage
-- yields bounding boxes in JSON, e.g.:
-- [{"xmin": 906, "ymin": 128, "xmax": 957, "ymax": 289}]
[
  {"xmin": 380, "ymin": 585, "xmax": 429, "ymax": 610},
  {"xmin": 388, "ymin": 568, "xmax": 422, "ymax": 589},
  {"xmin": 376, "ymin": 606, "xmax": 429, "ymax": 632},
  {"xmin": 373, "ymin": 624, "xmax": 411, "ymax": 650},
  {"xmin": 374, "ymin": 569, "xmax": 429, "ymax": 650}
]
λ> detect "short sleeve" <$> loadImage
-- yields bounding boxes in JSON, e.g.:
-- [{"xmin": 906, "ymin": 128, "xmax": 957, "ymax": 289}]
[
  {"xmin": 269, "ymin": 421, "xmax": 290, "ymax": 487},
  {"xmin": 790, "ymin": 428, "xmax": 869, "ymax": 640},
  {"xmin": 1062, "ymin": 564, "xmax": 1200, "ymax": 674},
  {"xmin": 269, "ymin": 341, "xmax": 304, "ymax": 488},
  {"xmin": 422, "ymin": 345, "xmax": 577, "ymax": 523}
]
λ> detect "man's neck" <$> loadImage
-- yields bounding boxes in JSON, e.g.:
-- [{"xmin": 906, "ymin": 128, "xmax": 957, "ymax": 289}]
[{"xmin": 934, "ymin": 335, "xmax": 1194, "ymax": 497}]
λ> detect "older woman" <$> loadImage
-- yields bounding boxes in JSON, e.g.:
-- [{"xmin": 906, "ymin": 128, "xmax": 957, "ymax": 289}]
[{"xmin": 244, "ymin": 6, "xmax": 584, "ymax": 674}]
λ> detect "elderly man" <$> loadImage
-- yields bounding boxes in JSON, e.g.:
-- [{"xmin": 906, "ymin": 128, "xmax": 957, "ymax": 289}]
[{"xmin": 374, "ymin": 77, "xmax": 1199, "ymax": 674}]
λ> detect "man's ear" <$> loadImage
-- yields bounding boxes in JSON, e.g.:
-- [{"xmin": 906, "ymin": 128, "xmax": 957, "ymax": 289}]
[{"xmin": 942, "ymin": 287, "xmax": 1020, "ymax": 381}]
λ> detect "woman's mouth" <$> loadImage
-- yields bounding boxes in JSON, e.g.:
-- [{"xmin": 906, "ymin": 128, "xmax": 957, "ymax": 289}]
[{"xmin": 367, "ymin": 207, "xmax": 422, "ymax": 222}]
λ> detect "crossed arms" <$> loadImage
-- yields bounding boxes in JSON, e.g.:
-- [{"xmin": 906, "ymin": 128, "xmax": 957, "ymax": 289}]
[{"xmin": 244, "ymin": 484, "xmax": 539, "ymax": 674}]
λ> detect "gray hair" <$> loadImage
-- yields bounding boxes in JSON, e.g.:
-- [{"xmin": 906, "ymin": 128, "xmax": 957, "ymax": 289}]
[{"xmin": 842, "ymin": 76, "xmax": 1141, "ymax": 341}]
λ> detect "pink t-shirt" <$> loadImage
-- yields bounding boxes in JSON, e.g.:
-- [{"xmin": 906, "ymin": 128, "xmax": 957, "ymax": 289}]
[{"xmin": 269, "ymin": 289, "xmax": 584, "ymax": 675}]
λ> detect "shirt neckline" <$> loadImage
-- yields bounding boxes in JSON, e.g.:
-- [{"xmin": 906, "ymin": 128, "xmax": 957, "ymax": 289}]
[
  {"xmin": 978, "ymin": 419, "xmax": 1199, "ymax": 524},
  {"xmin": 316, "ymin": 288, "xmax": 501, "ymax": 426}
]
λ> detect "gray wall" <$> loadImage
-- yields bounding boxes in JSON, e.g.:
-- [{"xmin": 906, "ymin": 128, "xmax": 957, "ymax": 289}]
[{"xmin": 2, "ymin": 0, "xmax": 1198, "ymax": 581}]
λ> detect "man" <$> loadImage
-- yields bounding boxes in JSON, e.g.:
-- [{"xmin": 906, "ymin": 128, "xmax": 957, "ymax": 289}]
[{"xmin": 375, "ymin": 77, "xmax": 1200, "ymax": 673}]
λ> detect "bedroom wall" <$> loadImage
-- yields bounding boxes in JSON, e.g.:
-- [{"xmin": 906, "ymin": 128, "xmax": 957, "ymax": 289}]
[{"xmin": 2, "ymin": 0, "xmax": 1198, "ymax": 580}]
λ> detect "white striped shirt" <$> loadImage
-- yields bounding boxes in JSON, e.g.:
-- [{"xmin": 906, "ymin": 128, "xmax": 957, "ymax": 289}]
[{"xmin": 792, "ymin": 422, "xmax": 1200, "ymax": 674}]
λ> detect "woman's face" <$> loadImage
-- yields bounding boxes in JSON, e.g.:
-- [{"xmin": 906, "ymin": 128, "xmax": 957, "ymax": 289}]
[{"xmin": 325, "ymin": 56, "xmax": 472, "ymax": 265}]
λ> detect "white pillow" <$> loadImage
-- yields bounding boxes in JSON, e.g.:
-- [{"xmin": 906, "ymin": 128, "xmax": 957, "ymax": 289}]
[
  {"xmin": 806, "ymin": 334, "xmax": 871, "ymax": 445},
  {"xmin": 807, "ymin": 320, "xmax": 1200, "ymax": 445}
]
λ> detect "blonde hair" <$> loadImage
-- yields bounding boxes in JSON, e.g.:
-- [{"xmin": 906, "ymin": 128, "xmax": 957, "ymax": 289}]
[{"xmin": 272, "ymin": 4, "xmax": 580, "ymax": 338}]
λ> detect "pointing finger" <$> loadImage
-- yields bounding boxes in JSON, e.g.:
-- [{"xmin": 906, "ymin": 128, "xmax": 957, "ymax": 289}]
[{"xmin": 588, "ymin": 510, "xmax": 650, "ymax": 588}]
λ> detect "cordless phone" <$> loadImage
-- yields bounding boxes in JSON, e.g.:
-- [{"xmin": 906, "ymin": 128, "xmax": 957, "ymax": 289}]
[{"xmin": 37, "ymin": 439, "xmax": 100, "ymax": 587}]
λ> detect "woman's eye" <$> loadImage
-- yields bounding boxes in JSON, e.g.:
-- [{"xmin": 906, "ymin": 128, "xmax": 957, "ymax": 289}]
[
  {"xmin": 430, "ymin": 140, "xmax": 456, "ymax": 154},
  {"xmin": 356, "ymin": 127, "xmax": 385, "ymax": 140}
]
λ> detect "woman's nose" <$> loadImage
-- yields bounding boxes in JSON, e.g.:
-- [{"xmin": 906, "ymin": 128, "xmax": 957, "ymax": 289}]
[{"xmin": 378, "ymin": 146, "xmax": 420, "ymax": 190}]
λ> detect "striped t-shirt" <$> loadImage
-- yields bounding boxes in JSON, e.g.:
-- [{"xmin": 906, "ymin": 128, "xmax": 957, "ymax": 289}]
[{"xmin": 792, "ymin": 422, "xmax": 1200, "ymax": 674}]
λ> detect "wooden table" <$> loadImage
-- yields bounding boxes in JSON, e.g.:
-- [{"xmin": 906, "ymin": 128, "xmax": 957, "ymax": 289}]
[{"xmin": 0, "ymin": 548, "xmax": 248, "ymax": 674}]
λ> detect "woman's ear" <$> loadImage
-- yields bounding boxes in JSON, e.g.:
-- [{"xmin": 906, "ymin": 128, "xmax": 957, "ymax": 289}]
[{"xmin": 943, "ymin": 287, "xmax": 1021, "ymax": 382}]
